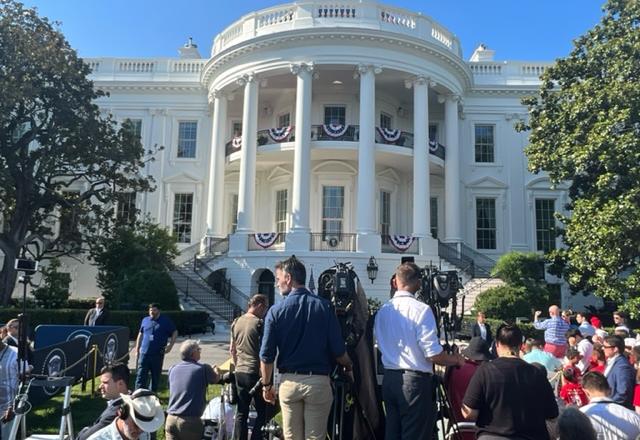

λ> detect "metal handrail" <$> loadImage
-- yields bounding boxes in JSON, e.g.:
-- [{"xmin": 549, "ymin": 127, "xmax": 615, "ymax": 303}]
[{"xmin": 437, "ymin": 240, "xmax": 496, "ymax": 279}]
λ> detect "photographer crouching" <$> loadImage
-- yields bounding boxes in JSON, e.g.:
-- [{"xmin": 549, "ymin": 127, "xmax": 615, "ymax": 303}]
[
  {"xmin": 259, "ymin": 256, "xmax": 353, "ymax": 440},
  {"xmin": 374, "ymin": 262, "xmax": 465, "ymax": 440}
]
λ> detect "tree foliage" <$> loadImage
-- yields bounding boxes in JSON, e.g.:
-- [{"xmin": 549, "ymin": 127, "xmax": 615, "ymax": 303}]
[
  {"xmin": 518, "ymin": 0, "xmax": 640, "ymax": 315},
  {"xmin": 91, "ymin": 219, "xmax": 179, "ymax": 309},
  {"xmin": 0, "ymin": 0, "xmax": 154, "ymax": 304},
  {"xmin": 475, "ymin": 252, "xmax": 553, "ymax": 321},
  {"xmin": 31, "ymin": 258, "xmax": 71, "ymax": 309}
]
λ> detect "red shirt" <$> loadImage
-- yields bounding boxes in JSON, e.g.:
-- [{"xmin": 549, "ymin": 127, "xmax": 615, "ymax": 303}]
[
  {"xmin": 446, "ymin": 360, "xmax": 481, "ymax": 440},
  {"xmin": 560, "ymin": 382, "xmax": 588, "ymax": 407},
  {"xmin": 633, "ymin": 384, "xmax": 640, "ymax": 408},
  {"xmin": 588, "ymin": 360, "xmax": 605, "ymax": 374}
]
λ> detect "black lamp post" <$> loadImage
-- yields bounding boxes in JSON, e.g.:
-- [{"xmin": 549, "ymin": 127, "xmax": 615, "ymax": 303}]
[{"xmin": 366, "ymin": 256, "xmax": 378, "ymax": 284}]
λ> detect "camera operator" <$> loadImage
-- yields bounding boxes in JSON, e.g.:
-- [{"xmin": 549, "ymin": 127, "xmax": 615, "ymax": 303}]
[
  {"xmin": 259, "ymin": 256, "xmax": 353, "ymax": 440},
  {"xmin": 374, "ymin": 262, "xmax": 465, "ymax": 440},
  {"xmin": 230, "ymin": 294, "xmax": 269, "ymax": 440}
]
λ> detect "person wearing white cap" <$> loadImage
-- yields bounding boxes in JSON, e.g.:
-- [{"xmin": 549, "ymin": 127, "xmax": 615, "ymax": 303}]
[{"xmin": 87, "ymin": 389, "xmax": 165, "ymax": 440}]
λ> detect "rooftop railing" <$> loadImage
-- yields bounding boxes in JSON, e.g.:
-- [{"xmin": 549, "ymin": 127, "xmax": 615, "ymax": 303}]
[{"xmin": 212, "ymin": 1, "xmax": 462, "ymax": 57}]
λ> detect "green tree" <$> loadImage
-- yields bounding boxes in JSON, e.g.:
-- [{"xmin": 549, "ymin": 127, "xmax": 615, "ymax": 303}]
[
  {"xmin": 475, "ymin": 252, "xmax": 552, "ymax": 321},
  {"xmin": 91, "ymin": 219, "xmax": 179, "ymax": 309},
  {"xmin": 518, "ymin": 0, "xmax": 640, "ymax": 315},
  {"xmin": 31, "ymin": 258, "xmax": 71, "ymax": 308},
  {"xmin": 0, "ymin": 0, "xmax": 154, "ymax": 305}
]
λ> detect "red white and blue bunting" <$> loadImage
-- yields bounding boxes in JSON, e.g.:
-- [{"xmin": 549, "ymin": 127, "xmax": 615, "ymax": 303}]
[
  {"xmin": 268, "ymin": 126, "xmax": 292, "ymax": 142},
  {"xmin": 232, "ymin": 137, "xmax": 242, "ymax": 149},
  {"xmin": 428, "ymin": 140, "xmax": 439, "ymax": 152},
  {"xmin": 322, "ymin": 123, "xmax": 349, "ymax": 138},
  {"xmin": 376, "ymin": 127, "xmax": 402, "ymax": 142},
  {"xmin": 389, "ymin": 235, "xmax": 414, "ymax": 251},
  {"xmin": 254, "ymin": 233, "xmax": 278, "ymax": 249}
]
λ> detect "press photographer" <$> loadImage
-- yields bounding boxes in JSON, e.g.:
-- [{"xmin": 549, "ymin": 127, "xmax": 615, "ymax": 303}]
[
  {"xmin": 374, "ymin": 262, "xmax": 465, "ymax": 440},
  {"xmin": 259, "ymin": 256, "xmax": 353, "ymax": 440}
]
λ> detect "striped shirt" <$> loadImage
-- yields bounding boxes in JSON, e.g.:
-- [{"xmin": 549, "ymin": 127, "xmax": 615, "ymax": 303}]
[{"xmin": 534, "ymin": 317, "xmax": 570, "ymax": 346}]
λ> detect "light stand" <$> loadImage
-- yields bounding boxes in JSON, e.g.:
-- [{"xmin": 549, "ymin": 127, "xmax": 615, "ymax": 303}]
[{"xmin": 14, "ymin": 257, "xmax": 38, "ymax": 381}]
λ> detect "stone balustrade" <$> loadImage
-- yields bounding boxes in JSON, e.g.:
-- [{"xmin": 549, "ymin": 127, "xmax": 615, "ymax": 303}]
[
  {"xmin": 211, "ymin": 1, "xmax": 462, "ymax": 57},
  {"xmin": 82, "ymin": 58, "xmax": 207, "ymax": 81},
  {"xmin": 469, "ymin": 61, "xmax": 553, "ymax": 85}
]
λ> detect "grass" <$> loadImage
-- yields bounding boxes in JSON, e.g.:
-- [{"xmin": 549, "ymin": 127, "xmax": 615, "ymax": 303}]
[{"xmin": 26, "ymin": 373, "xmax": 223, "ymax": 440}]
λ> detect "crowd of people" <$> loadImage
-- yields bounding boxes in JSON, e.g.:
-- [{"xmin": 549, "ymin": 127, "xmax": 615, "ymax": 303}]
[{"xmin": 4, "ymin": 258, "xmax": 640, "ymax": 439}]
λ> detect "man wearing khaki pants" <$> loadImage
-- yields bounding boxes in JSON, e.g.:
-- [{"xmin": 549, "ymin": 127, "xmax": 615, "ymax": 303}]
[{"xmin": 259, "ymin": 256, "xmax": 353, "ymax": 440}]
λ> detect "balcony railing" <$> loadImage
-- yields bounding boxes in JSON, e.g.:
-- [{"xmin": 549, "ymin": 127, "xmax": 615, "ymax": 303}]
[
  {"xmin": 310, "ymin": 233, "xmax": 356, "ymax": 252},
  {"xmin": 225, "ymin": 126, "xmax": 446, "ymax": 159}
]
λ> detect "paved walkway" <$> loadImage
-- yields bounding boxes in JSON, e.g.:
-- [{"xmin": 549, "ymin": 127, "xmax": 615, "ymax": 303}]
[{"xmin": 126, "ymin": 327, "xmax": 233, "ymax": 373}]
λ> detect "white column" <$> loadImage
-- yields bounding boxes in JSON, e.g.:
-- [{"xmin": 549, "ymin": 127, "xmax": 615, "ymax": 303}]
[
  {"xmin": 206, "ymin": 90, "xmax": 227, "ymax": 237},
  {"xmin": 356, "ymin": 64, "xmax": 381, "ymax": 253},
  {"xmin": 290, "ymin": 64, "xmax": 313, "ymax": 231},
  {"xmin": 412, "ymin": 77, "xmax": 430, "ymax": 238},
  {"xmin": 444, "ymin": 94, "xmax": 462, "ymax": 243},
  {"xmin": 236, "ymin": 74, "xmax": 258, "ymax": 233}
]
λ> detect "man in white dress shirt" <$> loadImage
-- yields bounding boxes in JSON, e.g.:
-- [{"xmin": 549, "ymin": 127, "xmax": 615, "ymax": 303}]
[{"xmin": 374, "ymin": 262, "xmax": 465, "ymax": 440}]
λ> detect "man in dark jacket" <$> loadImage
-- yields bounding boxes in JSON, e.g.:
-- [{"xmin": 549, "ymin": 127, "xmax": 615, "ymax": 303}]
[
  {"xmin": 84, "ymin": 297, "xmax": 110, "ymax": 326},
  {"xmin": 603, "ymin": 335, "xmax": 636, "ymax": 408},
  {"xmin": 471, "ymin": 311, "xmax": 493, "ymax": 347},
  {"xmin": 76, "ymin": 363, "xmax": 130, "ymax": 440}
]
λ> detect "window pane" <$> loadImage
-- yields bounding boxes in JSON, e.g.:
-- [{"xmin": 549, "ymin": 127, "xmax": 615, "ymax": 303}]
[
  {"xmin": 324, "ymin": 107, "xmax": 346, "ymax": 125},
  {"xmin": 430, "ymin": 197, "xmax": 438, "ymax": 239},
  {"xmin": 275, "ymin": 189, "xmax": 288, "ymax": 235},
  {"xmin": 535, "ymin": 199, "xmax": 556, "ymax": 252},
  {"xmin": 173, "ymin": 193, "xmax": 193, "ymax": 243},
  {"xmin": 230, "ymin": 194, "xmax": 238, "ymax": 233},
  {"xmin": 474, "ymin": 124, "xmax": 495, "ymax": 163},
  {"xmin": 117, "ymin": 192, "xmax": 137, "ymax": 224},
  {"xmin": 380, "ymin": 190, "xmax": 391, "ymax": 241},
  {"xmin": 278, "ymin": 113, "xmax": 290, "ymax": 128},
  {"xmin": 322, "ymin": 186, "xmax": 344, "ymax": 239},
  {"xmin": 380, "ymin": 113, "xmax": 392, "ymax": 129},
  {"xmin": 177, "ymin": 121, "xmax": 197, "ymax": 158},
  {"xmin": 125, "ymin": 118, "xmax": 142, "ymax": 140},
  {"xmin": 476, "ymin": 198, "xmax": 496, "ymax": 249},
  {"xmin": 232, "ymin": 122, "xmax": 242, "ymax": 137},
  {"xmin": 429, "ymin": 124, "xmax": 438, "ymax": 143}
]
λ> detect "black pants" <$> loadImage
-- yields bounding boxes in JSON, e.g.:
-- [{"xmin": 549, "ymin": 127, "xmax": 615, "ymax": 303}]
[
  {"xmin": 382, "ymin": 369, "xmax": 436, "ymax": 440},
  {"xmin": 234, "ymin": 372, "xmax": 266, "ymax": 440}
]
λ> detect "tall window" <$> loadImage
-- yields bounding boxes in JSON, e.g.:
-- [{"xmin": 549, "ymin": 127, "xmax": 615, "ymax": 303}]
[
  {"xmin": 379, "ymin": 190, "xmax": 391, "ymax": 240},
  {"xmin": 429, "ymin": 124, "xmax": 438, "ymax": 142},
  {"xmin": 322, "ymin": 186, "xmax": 344, "ymax": 239},
  {"xmin": 474, "ymin": 124, "xmax": 495, "ymax": 163},
  {"xmin": 232, "ymin": 121, "xmax": 243, "ymax": 137},
  {"xmin": 324, "ymin": 106, "xmax": 346, "ymax": 125},
  {"xmin": 535, "ymin": 199, "xmax": 556, "ymax": 252},
  {"xmin": 229, "ymin": 194, "xmax": 238, "ymax": 233},
  {"xmin": 476, "ymin": 198, "xmax": 496, "ymax": 249},
  {"xmin": 278, "ymin": 113, "xmax": 290, "ymax": 128},
  {"xmin": 430, "ymin": 197, "xmax": 438, "ymax": 239},
  {"xmin": 125, "ymin": 118, "xmax": 142, "ymax": 140},
  {"xmin": 177, "ymin": 121, "xmax": 197, "ymax": 158},
  {"xmin": 59, "ymin": 191, "xmax": 82, "ymax": 252},
  {"xmin": 173, "ymin": 193, "xmax": 193, "ymax": 243},
  {"xmin": 117, "ymin": 192, "xmax": 137, "ymax": 224},
  {"xmin": 275, "ymin": 189, "xmax": 288, "ymax": 235},
  {"xmin": 380, "ymin": 112, "xmax": 392, "ymax": 129}
]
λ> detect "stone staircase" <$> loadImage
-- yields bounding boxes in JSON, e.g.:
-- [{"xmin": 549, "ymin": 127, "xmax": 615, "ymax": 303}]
[
  {"xmin": 459, "ymin": 277, "xmax": 505, "ymax": 315},
  {"xmin": 170, "ymin": 238, "xmax": 245, "ymax": 323}
]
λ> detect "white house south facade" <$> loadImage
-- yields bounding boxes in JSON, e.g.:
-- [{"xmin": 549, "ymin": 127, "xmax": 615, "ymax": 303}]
[{"xmin": 49, "ymin": 1, "xmax": 594, "ymax": 313}]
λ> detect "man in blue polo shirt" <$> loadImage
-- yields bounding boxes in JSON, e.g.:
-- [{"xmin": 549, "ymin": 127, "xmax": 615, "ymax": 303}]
[
  {"xmin": 134, "ymin": 303, "xmax": 177, "ymax": 392},
  {"xmin": 259, "ymin": 256, "xmax": 353, "ymax": 440}
]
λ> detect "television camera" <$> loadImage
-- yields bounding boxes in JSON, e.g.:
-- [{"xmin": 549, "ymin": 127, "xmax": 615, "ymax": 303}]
[{"xmin": 418, "ymin": 266, "xmax": 463, "ymax": 348}]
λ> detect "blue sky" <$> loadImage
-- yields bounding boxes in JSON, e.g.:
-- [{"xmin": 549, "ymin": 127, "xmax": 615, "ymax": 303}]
[{"xmin": 24, "ymin": 0, "xmax": 606, "ymax": 61}]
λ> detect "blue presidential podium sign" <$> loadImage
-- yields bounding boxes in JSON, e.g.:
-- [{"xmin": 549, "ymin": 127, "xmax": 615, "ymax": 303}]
[{"xmin": 29, "ymin": 325, "xmax": 130, "ymax": 404}]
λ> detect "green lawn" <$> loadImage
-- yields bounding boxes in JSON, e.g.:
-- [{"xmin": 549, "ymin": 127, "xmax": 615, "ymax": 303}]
[{"xmin": 26, "ymin": 374, "xmax": 223, "ymax": 440}]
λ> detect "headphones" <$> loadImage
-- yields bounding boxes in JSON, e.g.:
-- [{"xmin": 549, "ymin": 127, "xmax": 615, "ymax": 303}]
[{"xmin": 118, "ymin": 390, "xmax": 157, "ymax": 421}]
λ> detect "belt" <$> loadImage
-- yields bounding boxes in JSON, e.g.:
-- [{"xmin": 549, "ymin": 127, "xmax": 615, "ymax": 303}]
[
  {"xmin": 279, "ymin": 369, "xmax": 328, "ymax": 376},
  {"xmin": 387, "ymin": 368, "xmax": 432, "ymax": 376}
]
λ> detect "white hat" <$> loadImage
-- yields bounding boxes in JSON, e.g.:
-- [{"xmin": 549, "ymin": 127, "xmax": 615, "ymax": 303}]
[{"xmin": 120, "ymin": 389, "xmax": 165, "ymax": 433}]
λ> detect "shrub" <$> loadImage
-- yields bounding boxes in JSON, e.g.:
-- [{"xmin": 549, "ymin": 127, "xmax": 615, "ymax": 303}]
[{"xmin": 474, "ymin": 285, "xmax": 536, "ymax": 321}]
